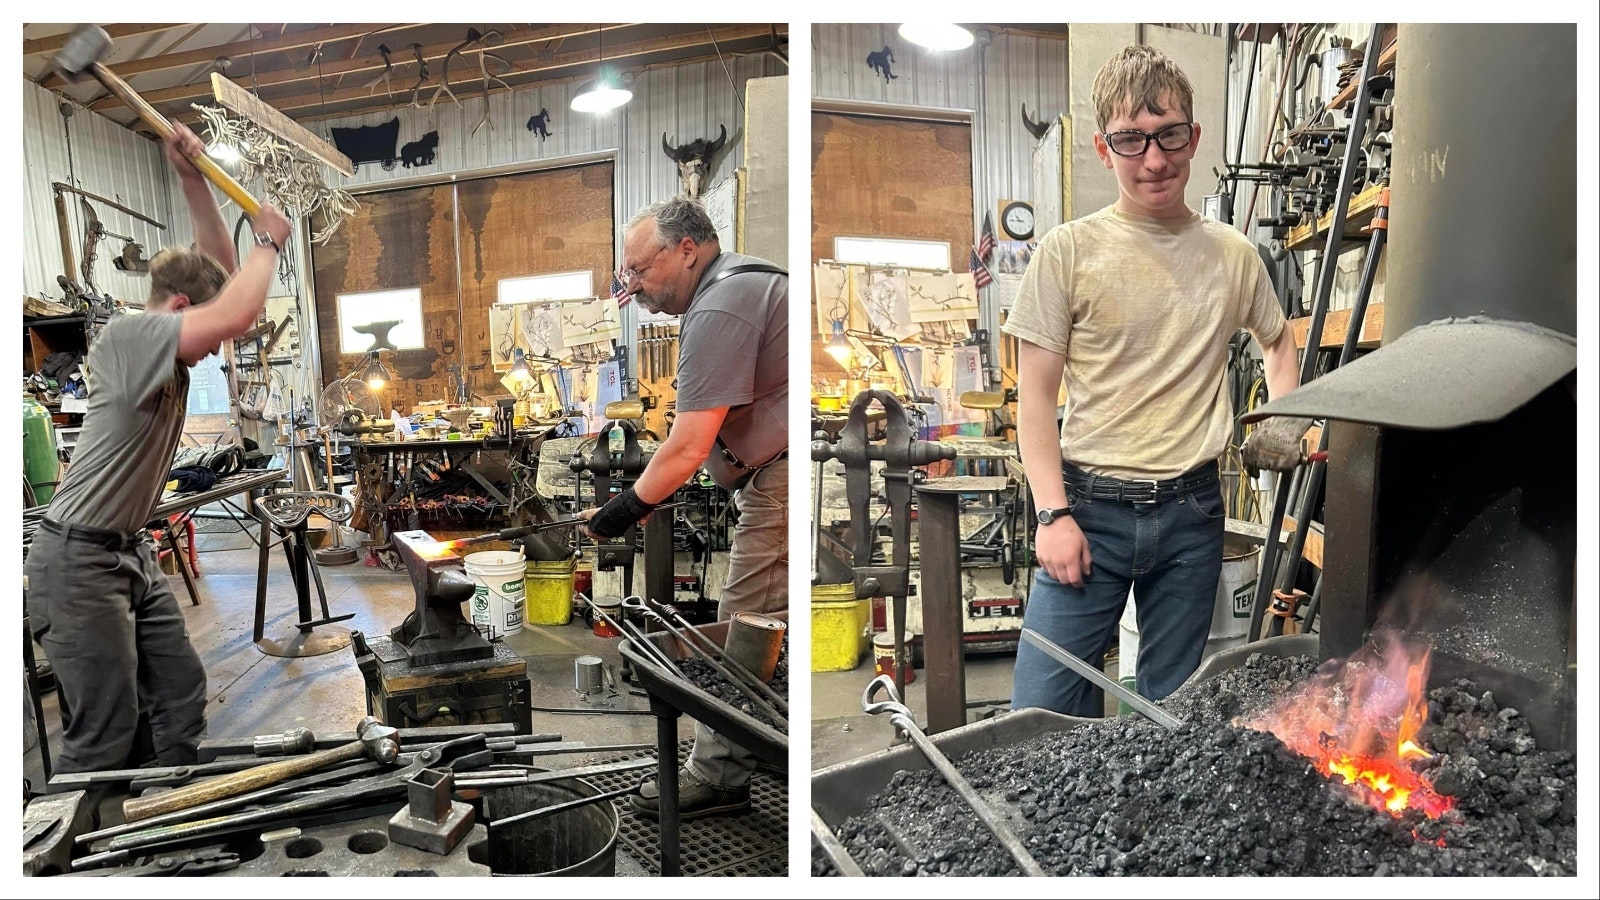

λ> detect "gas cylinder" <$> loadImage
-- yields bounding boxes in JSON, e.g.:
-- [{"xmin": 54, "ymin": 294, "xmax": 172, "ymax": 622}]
[{"xmin": 23, "ymin": 394, "xmax": 60, "ymax": 505}]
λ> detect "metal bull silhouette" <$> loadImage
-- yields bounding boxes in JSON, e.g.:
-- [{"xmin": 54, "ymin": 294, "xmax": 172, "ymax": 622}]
[{"xmin": 661, "ymin": 124, "xmax": 728, "ymax": 200}]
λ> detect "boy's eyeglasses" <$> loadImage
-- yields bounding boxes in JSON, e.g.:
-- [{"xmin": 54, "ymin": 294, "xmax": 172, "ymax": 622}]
[{"xmin": 1102, "ymin": 122, "xmax": 1194, "ymax": 158}]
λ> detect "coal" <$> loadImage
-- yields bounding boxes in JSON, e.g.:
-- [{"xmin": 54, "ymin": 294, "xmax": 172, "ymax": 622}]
[
  {"xmin": 817, "ymin": 653, "xmax": 1576, "ymax": 876},
  {"xmin": 675, "ymin": 641, "xmax": 788, "ymax": 732}
]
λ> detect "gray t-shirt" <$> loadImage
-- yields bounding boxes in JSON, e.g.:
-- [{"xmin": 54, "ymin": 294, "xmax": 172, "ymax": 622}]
[
  {"xmin": 675, "ymin": 250, "xmax": 788, "ymax": 487},
  {"xmin": 47, "ymin": 313, "xmax": 191, "ymax": 534}
]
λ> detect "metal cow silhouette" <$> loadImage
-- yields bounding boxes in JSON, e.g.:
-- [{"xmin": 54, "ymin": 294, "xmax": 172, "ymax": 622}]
[
  {"xmin": 661, "ymin": 125, "xmax": 728, "ymax": 200},
  {"xmin": 866, "ymin": 45, "xmax": 897, "ymax": 82},
  {"xmin": 526, "ymin": 108, "xmax": 552, "ymax": 140}
]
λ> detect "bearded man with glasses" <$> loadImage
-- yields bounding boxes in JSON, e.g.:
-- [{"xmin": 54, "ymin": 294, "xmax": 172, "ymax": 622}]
[{"xmin": 1001, "ymin": 45, "xmax": 1303, "ymax": 717}]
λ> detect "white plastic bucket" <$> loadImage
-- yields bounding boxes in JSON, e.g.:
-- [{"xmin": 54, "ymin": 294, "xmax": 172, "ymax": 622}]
[{"xmin": 465, "ymin": 551, "xmax": 526, "ymax": 637}]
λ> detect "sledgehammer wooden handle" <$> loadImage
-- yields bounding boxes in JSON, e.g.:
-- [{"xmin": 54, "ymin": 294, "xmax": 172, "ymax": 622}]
[
  {"xmin": 122, "ymin": 740, "xmax": 365, "ymax": 822},
  {"xmin": 88, "ymin": 61, "xmax": 263, "ymax": 218}
]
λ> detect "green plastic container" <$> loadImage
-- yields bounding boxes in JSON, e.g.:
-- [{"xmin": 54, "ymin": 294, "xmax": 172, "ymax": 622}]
[{"xmin": 23, "ymin": 395, "xmax": 59, "ymax": 505}]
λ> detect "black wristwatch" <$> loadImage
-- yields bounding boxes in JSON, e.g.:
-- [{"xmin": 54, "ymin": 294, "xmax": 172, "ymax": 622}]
[
  {"xmin": 1036, "ymin": 505, "xmax": 1072, "ymax": 525},
  {"xmin": 254, "ymin": 230, "xmax": 282, "ymax": 255}
]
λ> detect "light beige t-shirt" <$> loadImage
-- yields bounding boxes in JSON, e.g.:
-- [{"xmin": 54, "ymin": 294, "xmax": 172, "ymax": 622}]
[{"xmin": 1002, "ymin": 205, "xmax": 1286, "ymax": 481}]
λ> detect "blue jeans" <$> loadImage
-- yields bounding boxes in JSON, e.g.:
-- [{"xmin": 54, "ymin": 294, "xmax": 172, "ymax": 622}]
[{"xmin": 1012, "ymin": 467, "xmax": 1225, "ymax": 717}]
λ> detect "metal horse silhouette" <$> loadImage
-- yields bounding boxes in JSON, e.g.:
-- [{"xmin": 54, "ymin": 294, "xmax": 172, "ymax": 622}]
[
  {"xmin": 866, "ymin": 45, "xmax": 897, "ymax": 82},
  {"xmin": 526, "ymin": 108, "xmax": 552, "ymax": 140}
]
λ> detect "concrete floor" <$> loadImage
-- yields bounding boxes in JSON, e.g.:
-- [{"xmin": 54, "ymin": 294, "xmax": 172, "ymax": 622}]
[{"xmin": 23, "ymin": 517, "xmax": 717, "ymax": 877}]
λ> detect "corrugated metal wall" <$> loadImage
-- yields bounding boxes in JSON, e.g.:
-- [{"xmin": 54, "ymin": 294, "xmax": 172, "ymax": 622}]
[
  {"xmin": 811, "ymin": 23, "xmax": 1068, "ymax": 354},
  {"xmin": 23, "ymin": 52, "xmax": 783, "ymax": 384},
  {"xmin": 21, "ymin": 80, "xmax": 195, "ymax": 304}
]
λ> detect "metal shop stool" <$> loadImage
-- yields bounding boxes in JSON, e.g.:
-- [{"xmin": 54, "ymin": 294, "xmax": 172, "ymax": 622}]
[{"xmin": 253, "ymin": 491, "xmax": 356, "ymax": 658}]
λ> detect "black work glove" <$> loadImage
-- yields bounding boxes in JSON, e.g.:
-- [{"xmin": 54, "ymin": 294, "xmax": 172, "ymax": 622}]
[
  {"xmin": 1241, "ymin": 416, "xmax": 1314, "ymax": 475},
  {"xmin": 584, "ymin": 487, "xmax": 658, "ymax": 540}
]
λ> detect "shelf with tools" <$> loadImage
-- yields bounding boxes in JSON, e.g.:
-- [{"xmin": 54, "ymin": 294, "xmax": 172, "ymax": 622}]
[{"xmin": 1284, "ymin": 181, "xmax": 1387, "ymax": 252}]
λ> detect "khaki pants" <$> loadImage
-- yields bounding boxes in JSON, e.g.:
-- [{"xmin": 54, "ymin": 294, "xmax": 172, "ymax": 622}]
[{"xmin": 686, "ymin": 457, "xmax": 788, "ymax": 788}]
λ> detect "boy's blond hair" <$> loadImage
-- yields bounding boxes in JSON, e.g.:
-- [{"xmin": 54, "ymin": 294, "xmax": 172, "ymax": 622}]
[
  {"xmin": 148, "ymin": 247, "xmax": 227, "ymax": 307},
  {"xmin": 1092, "ymin": 45, "xmax": 1195, "ymax": 131}
]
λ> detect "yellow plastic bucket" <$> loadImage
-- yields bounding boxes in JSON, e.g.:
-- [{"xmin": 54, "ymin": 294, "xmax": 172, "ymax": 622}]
[
  {"xmin": 524, "ymin": 558, "xmax": 577, "ymax": 626},
  {"xmin": 811, "ymin": 582, "xmax": 868, "ymax": 672}
]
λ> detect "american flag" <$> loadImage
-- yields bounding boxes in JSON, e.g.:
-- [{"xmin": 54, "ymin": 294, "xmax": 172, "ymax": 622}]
[
  {"xmin": 969, "ymin": 248, "xmax": 994, "ymax": 289},
  {"xmin": 610, "ymin": 274, "xmax": 630, "ymax": 307},
  {"xmin": 977, "ymin": 211, "xmax": 997, "ymax": 265}
]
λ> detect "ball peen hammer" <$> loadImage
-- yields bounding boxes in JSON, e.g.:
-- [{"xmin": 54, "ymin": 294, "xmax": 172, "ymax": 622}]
[
  {"xmin": 51, "ymin": 25, "xmax": 262, "ymax": 217},
  {"xmin": 121, "ymin": 717, "xmax": 399, "ymax": 822}
]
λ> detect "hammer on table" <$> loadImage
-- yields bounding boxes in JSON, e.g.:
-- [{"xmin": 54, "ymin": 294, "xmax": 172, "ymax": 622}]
[
  {"xmin": 52, "ymin": 24, "xmax": 263, "ymax": 217},
  {"xmin": 121, "ymin": 716, "xmax": 399, "ymax": 823}
]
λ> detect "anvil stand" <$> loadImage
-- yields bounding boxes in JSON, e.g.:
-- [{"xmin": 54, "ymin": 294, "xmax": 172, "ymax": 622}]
[
  {"xmin": 351, "ymin": 530, "xmax": 532, "ymax": 732},
  {"xmin": 812, "ymin": 391, "xmax": 954, "ymax": 725}
]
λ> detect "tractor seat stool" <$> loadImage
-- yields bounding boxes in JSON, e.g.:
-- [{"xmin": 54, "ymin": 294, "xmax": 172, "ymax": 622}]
[{"xmin": 252, "ymin": 491, "xmax": 357, "ymax": 658}]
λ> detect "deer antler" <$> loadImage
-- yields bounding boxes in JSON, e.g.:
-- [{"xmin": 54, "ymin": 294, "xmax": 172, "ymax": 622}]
[{"xmin": 407, "ymin": 44, "xmax": 431, "ymax": 108}]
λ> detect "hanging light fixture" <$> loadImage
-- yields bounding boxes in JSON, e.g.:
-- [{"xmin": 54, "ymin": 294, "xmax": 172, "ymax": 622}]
[
  {"xmin": 898, "ymin": 23, "xmax": 976, "ymax": 51},
  {"xmin": 571, "ymin": 24, "xmax": 632, "ymax": 114},
  {"xmin": 361, "ymin": 350, "xmax": 390, "ymax": 391},
  {"xmin": 206, "ymin": 141, "xmax": 241, "ymax": 164},
  {"xmin": 824, "ymin": 320, "xmax": 854, "ymax": 367}
]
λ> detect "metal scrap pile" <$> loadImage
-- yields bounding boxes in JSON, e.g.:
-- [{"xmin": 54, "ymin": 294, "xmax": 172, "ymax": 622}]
[{"xmin": 816, "ymin": 653, "xmax": 1576, "ymax": 877}]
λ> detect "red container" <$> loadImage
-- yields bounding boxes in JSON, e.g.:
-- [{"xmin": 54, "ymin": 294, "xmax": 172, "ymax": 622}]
[
  {"xmin": 574, "ymin": 567, "xmax": 593, "ymax": 598},
  {"xmin": 591, "ymin": 597, "xmax": 622, "ymax": 638}
]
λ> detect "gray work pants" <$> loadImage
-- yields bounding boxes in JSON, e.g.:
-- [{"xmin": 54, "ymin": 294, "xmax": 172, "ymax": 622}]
[
  {"xmin": 24, "ymin": 528, "xmax": 209, "ymax": 773},
  {"xmin": 687, "ymin": 457, "xmax": 789, "ymax": 789}
]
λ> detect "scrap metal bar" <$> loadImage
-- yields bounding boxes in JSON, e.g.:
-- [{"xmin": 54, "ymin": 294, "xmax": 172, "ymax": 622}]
[{"xmin": 1019, "ymin": 629, "xmax": 1185, "ymax": 731}]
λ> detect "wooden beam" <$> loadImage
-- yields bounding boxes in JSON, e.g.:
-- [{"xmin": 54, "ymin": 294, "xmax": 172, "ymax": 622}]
[
  {"xmin": 91, "ymin": 23, "xmax": 633, "ymax": 114},
  {"xmin": 1290, "ymin": 301, "xmax": 1384, "ymax": 351},
  {"xmin": 170, "ymin": 25, "xmax": 778, "ymax": 123},
  {"xmin": 106, "ymin": 23, "xmax": 422, "ymax": 79},
  {"xmin": 211, "ymin": 74, "xmax": 354, "ymax": 176},
  {"xmin": 23, "ymin": 23, "xmax": 184, "ymax": 57},
  {"xmin": 1224, "ymin": 516, "xmax": 1323, "ymax": 570}
]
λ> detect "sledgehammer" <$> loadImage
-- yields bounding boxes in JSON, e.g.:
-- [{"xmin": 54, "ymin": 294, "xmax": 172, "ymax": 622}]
[{"xmin": 52, "ymin": 24, "xmax": 262, "ymax": 217}]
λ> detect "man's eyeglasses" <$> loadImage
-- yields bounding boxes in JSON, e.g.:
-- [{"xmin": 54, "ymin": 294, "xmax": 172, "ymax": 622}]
[
  {"xmin": 618, "ymin": 243, "xmax": 671, "ymax": 288},
  {"xmin": 1102, "ymin": 122, "xmax": 1194, "ymax": 158}
]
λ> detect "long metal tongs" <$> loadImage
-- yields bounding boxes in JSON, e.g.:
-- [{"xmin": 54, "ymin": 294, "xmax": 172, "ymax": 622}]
[{"xmin": 862, "ymin": 676, "xmax": 1046, "ymax": 876}]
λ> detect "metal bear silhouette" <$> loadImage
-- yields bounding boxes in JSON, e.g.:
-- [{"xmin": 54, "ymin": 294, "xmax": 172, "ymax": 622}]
[
  {"xmin": 1022, "ymin": 103, "xmax": 1056, "ymax": 140},
  {"xmin": 867, "ymin": 45, "xmax": 897, "ymax": 82},
  {"xmin": 400, "ymin": 130, "xmax": 439, "ymax": 168},
  {"xmin": 526, "ymin": 108, "xmax": 552, "ymax": 140}
]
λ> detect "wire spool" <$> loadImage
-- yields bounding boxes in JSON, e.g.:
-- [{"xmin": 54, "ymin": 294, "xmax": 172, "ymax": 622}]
[{"xmin": 724, "ymin": 612, "xmax": 786, "ymax": 682}]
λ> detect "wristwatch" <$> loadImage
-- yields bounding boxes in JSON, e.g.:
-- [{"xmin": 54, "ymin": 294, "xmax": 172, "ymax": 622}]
[
  {"xmin": 1036, "ymin": 505, "xmax": 1072, "ymax": 525},
  {"xmin": 254, "ymin": 230, "xmax": 282, "ymax": 254}
]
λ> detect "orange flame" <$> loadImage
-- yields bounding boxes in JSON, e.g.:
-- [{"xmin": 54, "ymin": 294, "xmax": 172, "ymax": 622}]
[{"xmin": 1241, "ymin": 634, "xmax": 1456, "ymax": 822}]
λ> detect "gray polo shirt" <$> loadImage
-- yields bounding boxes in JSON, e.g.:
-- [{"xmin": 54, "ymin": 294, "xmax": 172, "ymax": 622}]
[
  {"xmin": 675, "ymin": 250, "xmax": 788, "ymax": 485},
  {"xmin": 47, "ymin": 313, "xmax": 191, "ymax": 535}
]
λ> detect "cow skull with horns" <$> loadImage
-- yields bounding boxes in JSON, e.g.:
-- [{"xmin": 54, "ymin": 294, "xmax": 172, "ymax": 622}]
[{"xmin": 662, "ymin": 125, "xmax": 728, "ymax": 199}]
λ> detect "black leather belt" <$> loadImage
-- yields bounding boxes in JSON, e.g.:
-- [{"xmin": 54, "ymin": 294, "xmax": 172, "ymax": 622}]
[
  {"xmin": 1062, "ymin": 461, "xmax": 1218, "ymax": 504},
  {"xmin": 39, "ymin": 518, "xmax": 148, "ymax": 551}
]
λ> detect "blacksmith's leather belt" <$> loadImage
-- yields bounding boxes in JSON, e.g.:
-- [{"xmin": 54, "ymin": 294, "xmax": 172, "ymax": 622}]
[{"xmin": 39, "ymin": 518, "xmax": 148, "ymax": 551}]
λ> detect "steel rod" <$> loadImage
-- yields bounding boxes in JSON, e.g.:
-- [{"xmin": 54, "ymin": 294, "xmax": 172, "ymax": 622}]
[
  {"xmin": 811, "ymin": 810, "xmax": 866, "ymax": 877},
  {"xmin": 1020, "ymin": 629, "xmax": 1186, "ymax": 731},
  {"xmin": 487, "ymin": 783, "xmax": 641, "ymax": 830}
]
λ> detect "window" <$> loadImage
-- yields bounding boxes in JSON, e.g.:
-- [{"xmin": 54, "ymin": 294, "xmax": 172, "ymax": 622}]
[
  {"xmin": 336, "ymin": 288, "xmax": 425, "ymax": 354},
  {"xmin": 833, "ymin": 236, "xmax": 952, "ymax": 270},
  {"xmin": 498, "ymin": 270, "xmax": 595, "ymax": 304}
]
